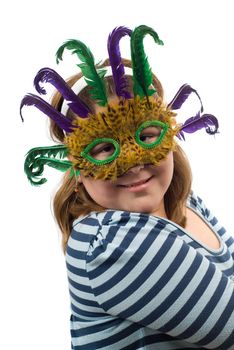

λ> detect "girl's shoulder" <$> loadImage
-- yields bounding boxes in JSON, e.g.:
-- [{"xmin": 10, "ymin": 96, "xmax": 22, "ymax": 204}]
[
  {"xmin": 187, "ymin": 191, "xmax": 228, "ymax": 237},
  {"xmin": 187, "ymin": 191, "xmax": 211, "ymax": 218}
]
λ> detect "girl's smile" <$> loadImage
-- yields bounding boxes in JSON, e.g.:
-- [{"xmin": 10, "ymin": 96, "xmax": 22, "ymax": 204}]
[
  {"xmin": 116, "ymin": 175, "xmax": 154, "ymax": 191},
  {"xmin": 78, "ymin": 152, "xmax": 174, "ymax": 217}
]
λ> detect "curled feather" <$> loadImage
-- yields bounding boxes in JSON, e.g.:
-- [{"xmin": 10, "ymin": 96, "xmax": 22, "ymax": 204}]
[
  {"xmin": 179, "ymin": 112, "xmax": 219, "ymax": 138},
  {"xmin": 167, "ymin": 84, "xmax": 204, "ymax": 112},
  {"xmin": 20, "ymin": 94, "xmax": 74, "ymax": 133},
  {"xmin": 24, "ymin": 145, "xmax": 71, "ymax": 185},
  {"xmin": 131, "ymin": 25, "xmax": 164, "ymax": 98},
  {"xmin": 34, "ymin": 68, "xmax": 90, "ymax": 117},
  {"xmin": 56, "ymin": 39, "xmax": 107, "ymax": 106},
  {"xmin": 107, "ymin": 26, "xmax": 132, "ymax": 99}
]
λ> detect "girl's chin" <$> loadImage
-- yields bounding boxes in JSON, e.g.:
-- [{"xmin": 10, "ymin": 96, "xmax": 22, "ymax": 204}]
[{"xmin": 112, "ymin": 202, "xmax": 163, "ymax": 215}]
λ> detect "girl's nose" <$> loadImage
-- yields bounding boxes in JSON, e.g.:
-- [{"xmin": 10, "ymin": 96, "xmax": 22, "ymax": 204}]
[{"xmin": 127, "ymin": 164, "xmax": 144, "ymax": 174}]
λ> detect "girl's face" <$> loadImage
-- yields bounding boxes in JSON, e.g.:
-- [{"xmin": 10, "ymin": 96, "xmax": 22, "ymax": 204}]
[{"xmin": 78, "ymin": 152, "xmax": 174, "ymax": 217}]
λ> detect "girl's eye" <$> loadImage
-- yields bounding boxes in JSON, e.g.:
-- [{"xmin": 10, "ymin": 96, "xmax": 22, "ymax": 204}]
[
  {"xmin": 89, "ymin": 142, "xmax": 116, "ymax": 160},
  {"xmin": 139, "ymin": 126, "xmax": 162, "ymax": 144},
  {"xmin": 81, "ymin": 138, "xmax": 120, "ymax": 165}
]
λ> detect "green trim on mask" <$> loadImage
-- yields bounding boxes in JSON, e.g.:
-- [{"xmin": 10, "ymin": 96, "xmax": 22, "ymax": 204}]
[
  {"xmin": 80, "ymin": 137, "xmax": 120, "ymax": 165},
  {"xmin": 135, "ymin": 120, "xmax": 168, "ymax": 149}
]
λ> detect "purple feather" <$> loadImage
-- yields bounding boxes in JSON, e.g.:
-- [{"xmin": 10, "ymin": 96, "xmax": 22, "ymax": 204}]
[
  {"xmin": 34, "ymin": 68, "xmax": 90, "ymax": 118},
  {"xmin": 108, "ymin": 26, "xmax": 132, "ymax": 99},
  {"xmin": 176, "ymin": 130, "xmax": 185, "ymax": 141},
  {"xmin": 20, "ymin": 93, "xmax": 74, "ymax": 133},
  {"xmin": 179, "ymin": 112, "xmax": 219, "ymax": 135},
  {"xmin": 168, "ymin": 84, "xmax": 204, "ymax": 113}
]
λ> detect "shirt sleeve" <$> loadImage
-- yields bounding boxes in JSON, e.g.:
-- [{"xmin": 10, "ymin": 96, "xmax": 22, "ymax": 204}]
[{"xmin": 86, "ymin": 211, "xmax": 234, "ymax": 350}]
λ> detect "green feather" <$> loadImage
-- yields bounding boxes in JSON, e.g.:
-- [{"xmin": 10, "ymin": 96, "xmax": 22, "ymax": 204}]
[
  {"xmin": 56, "ymin": 39, "xmax": 108, "ymax": 106},
  {"xmin": 24, "ymin": 145, "xmax": 72, "ymax": 186},
  {"xmin": 131, "ymin": 25, "xmax": 164, "ymax": 98},
  {"xmin": 69, "ymin": 167, "xmax": 80, "ymax": 178}
]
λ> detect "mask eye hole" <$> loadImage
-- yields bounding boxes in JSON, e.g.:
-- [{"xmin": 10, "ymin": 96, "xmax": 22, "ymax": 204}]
[
  {"xmin": 135, "ymin": 120, "xmax": 168, "ymax": 149},
  {"xmin": 90, "ymin": 142, "xmax": 116, "ymax": 160},
  {"xmin": 139, "ymin": 126, "xmax": 162, "ymax": 143},
  {"xmin": 81, "ymin": 138, "xmax": 120, "ymax": 165}
]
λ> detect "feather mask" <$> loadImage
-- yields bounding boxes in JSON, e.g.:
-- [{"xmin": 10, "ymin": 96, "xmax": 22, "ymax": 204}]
[
  {"xmin": 131, "ymin": 25, "xmax": 164, "ymax": 98},
  {"xmin": 178, "ymin": 112, "xmax": 219, "ymax": 140},
  {"xmin": 34, "ymin": 67, "xmax": 90, "ymax": 117},
  {"xmin": 21, "ymin": 24, "xmax": 219, "ymax": 184},
  {"xmin": 107, "ymin": 26, "xmax": 132, "ymax": 99},
  {"xmin": 24, "ymin": 145, "xmax": 71, "ymax": 185},
  {"xmin": 56, "ymin": 39, "xmax": 108, "ymax": 106}
]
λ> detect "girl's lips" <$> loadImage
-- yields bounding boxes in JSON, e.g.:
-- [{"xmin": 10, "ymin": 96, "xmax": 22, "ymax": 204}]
[{"xmin": 117, "ymin": 176, "xmax": 154, "ymax": 192}]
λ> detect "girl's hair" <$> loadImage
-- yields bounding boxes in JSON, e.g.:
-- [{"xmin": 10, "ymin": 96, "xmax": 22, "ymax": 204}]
[{"xmin": 50, "ymin": 59, "xmax": 192, "ymax": 252}]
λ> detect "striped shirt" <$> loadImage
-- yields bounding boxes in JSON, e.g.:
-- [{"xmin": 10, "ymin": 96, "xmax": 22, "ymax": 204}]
[{"xmin": 66, "ymin": 192, "xmax": 234, "ymax": 349}]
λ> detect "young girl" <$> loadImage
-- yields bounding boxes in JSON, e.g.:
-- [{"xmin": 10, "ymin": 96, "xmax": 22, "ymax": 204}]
[{"xmin": 21, "ymin": 25, "xmax": 234, "ymax": 349}]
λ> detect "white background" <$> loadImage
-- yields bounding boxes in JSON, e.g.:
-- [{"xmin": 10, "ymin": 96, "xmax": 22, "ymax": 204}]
[{"xmin": 1, "ymin": 0, "xmax": 234, "ymax": 348}]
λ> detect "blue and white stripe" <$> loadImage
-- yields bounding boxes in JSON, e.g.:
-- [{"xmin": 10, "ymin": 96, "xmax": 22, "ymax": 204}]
[{"xmin": 66, "ymin": 192, "xmax": 234, "ymax": 349}]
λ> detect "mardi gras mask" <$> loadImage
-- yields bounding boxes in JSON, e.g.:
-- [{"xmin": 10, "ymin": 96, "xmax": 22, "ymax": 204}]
[{"xmin": 21, "ymin": 25, "xmax": 218, "ymax": 185}]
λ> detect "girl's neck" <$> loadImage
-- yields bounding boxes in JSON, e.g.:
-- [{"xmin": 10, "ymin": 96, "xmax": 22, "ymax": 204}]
[{"xmin": 151, "ymin": 202, "xmax": 168, "ymax": 219}]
